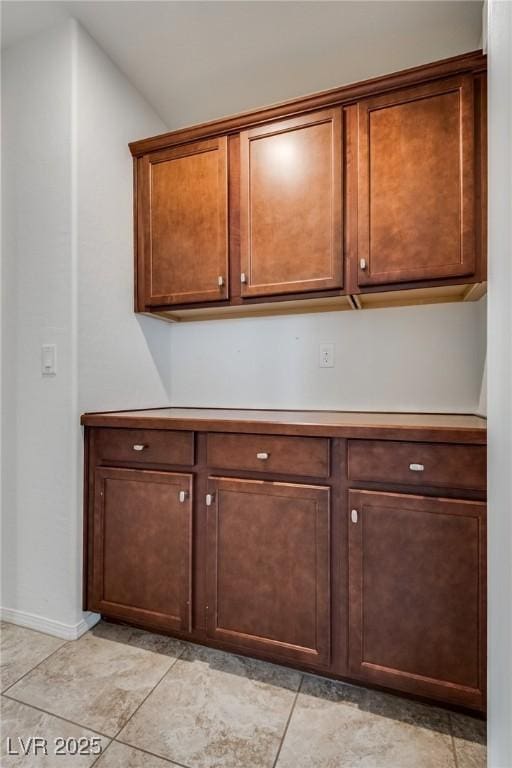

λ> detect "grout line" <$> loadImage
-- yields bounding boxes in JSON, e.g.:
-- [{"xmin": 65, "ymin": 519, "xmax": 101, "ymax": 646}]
[
  {"xmin": 112, "ymin": 738, "xmax": 193, "ymax": 768},
  {"xmin": 2, "ymin": 639, "xmax": 186, "ymax": 746},
  {"xmin": 271, "ymin": 674, "xmax": 303, "ymax": 768},
  {"xmin": 1, "ymin": 693, "xmax": 112, "ymax": 739},
  {"xmin": 89, "ymin": 738, "xmax": 189, "ymax": 768},
  {"xmin": 112, "ymin": 644, "xmax": 186, "ymax": 742},
  {"xmin": 2, "ymin": 634, "xmax": 187, "ymax": 764},
  {"xmin": 448, "ymin": 713, "xmax": 460, "ymax": 768},
  {"xmin": 88, "ymin": 738, "xmax": 114, "ymax": 768},
  {"xmin": 1, "ymin": 639, "xmax": 70, "ymax": 695}
]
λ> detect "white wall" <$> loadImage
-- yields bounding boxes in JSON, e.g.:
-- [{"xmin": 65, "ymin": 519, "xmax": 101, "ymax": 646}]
[
  {"xmin": 74, "ymin": 21, "xmax": 172, "ymax": 631},
  {"xmin": 1, "ymin": 23, "xmax": 79, "ymax": 630},
  {"xmin": 487, "ymin": 1, "xmax": 512, "ymax": 765},
  {"xmin": 171, "ymin": 301, "xmax": 486, "ymax": 413},
  {"xmin": 1, "ymin": 19, "xmax": 171, "ymax": 636},
  {"xmin": 75, "ymin": 23, "xmax": 171, "ymax": 415}
]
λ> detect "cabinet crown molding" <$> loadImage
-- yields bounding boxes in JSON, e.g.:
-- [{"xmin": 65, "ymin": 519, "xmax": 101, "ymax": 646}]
[{"xmin": 129, "ymin": 49, "xmax": 486, "ymax": 157}]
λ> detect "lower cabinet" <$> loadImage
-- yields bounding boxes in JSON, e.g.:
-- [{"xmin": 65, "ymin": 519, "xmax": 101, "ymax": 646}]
[
  {"xmin": 84, "ymin": 426, "xmax": 486, "ymax": 711},
  {"xmin": 205, "ymin": 477, "xmax": 331, "ymax": 668},
  {"xmin": 348, "ymin": 490, "xmax": 486, "ymax": 708},
  {"xmin": 90, "ymin": 467, "xmax": 193, "ymax": 633}
]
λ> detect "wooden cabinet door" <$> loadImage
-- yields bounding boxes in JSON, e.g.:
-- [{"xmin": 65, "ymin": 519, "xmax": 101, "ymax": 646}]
[
  {"xmin": 355, "ymin": 76, "xmax": 476, "ymax": 287},
  {"xmin": 348, "ymin": 490, "xmax": 485, "ymax": 709},
  {"xmin": 240, "ymin": 109, "xmax": 342, "ymax": 297},
  {"xmin": 138, "ymin": 137, "xmax": 228, "ymax": 307},
  {"xmin": 206, "ymin": 477, "xmax": 331, "ymax": 667},
  {"xmin": 90, "ymin": 468, "xmax": 193, "ymax": 633}
]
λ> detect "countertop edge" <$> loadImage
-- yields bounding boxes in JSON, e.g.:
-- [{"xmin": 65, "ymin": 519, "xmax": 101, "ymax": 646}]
[{"xmin": 80, "ymin": 410, "xmax": 487, "ymax": 445}]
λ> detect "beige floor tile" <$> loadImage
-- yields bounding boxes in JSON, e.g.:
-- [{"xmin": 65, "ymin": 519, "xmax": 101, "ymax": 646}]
[
  {"xmin": 95, "ymin": 741, "xmax": 173, "ymax": 768},
  {"xmin": 0, "ymin": 696, "xmax": 109, "ymax": 767},
  {"xmin": 1, "ymin": 622, "xmax": 65, "ymax": 692},
  {"xmin": 5, "ymin": 625, "xmax": 182, "ymax": 736},
  {"xmin": 451, "ymin": 713, "xmax": 487, "ymax": 768},
  {"xmin": 276, "ymin": 675, "xmax": 456, "ymax": 768},
  {"xmin": 118, "ymin": 644, "xmax": 302, "ymax": 768},
  {"xmin": 90, "ymin": 621, "xmax": 184, "ymax": 658}
]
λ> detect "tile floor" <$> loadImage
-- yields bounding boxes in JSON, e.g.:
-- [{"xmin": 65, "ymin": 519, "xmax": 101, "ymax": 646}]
[{"xmin": 0, "ymin": 620, "xmax": 486, "ymax": 768}]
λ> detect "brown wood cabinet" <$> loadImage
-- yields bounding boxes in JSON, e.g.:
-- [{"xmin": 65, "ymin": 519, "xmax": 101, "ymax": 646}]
[
  {"xmin": 82, "ymin": 409, "xmax": 487, "ymax": 712},
  {"xmin": 239, "ymin": 109, "xmax": 342, "ymax": 297},
  {"xmin": 131, "ymin": 51, "xmax": 486, "ymax": 320},
  {"xmin": 352, "ymin": 77, "xmax": 476, "ymax": 288},
  {"xmin": 205, "ymin": 477, "xmax": 331, "ymax": 667},
  {"xmin": 89, "ymin": 467, "xmax": 193, "ymax": 633},
  {"xmin": 348, "ymin": 490, "xmax": 485, "ymax": 709},
  {"xmin": 347, "ymin": 439, "xmax": 486, "ymax": 491},
  {"xmin": 137, "ymin": 137, "xmax": 229, "ymax": 307},
  {"xmin": 95, "ymin": 428, "xmax": 195, "ymax": 467},
  {"xmin": 206, "ymin": 432, "xmax": 330, "ymax": 477}
]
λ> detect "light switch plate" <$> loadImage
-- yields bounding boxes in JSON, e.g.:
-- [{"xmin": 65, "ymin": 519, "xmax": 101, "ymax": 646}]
[{"xmin": 41, "ymin": 344, "xmax": 56, "ymax": 376}]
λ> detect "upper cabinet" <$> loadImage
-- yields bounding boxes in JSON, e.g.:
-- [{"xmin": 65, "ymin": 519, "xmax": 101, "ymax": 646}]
[
  {"xmin": 239, "ymin": 109, "xmax": 343, "ymax": 297},
  {"xmin": 130, "ymin": 51, "xmax": 486, "ymax": 320},
  {"xmin": 137, "ymin": 137, "xmax": 229, "ymax": 307},
  {"xmin": 353, "ymin": 77, "xmax": 476, "ymax": 288}
]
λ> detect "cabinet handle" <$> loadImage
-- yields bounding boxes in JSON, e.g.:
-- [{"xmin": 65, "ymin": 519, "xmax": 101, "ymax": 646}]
[
  {"xmin": 256, "ymin": 452, "xmax": 269, "ymax": 460},
  {"xmin": 205, "ymin": 493, "xmax": 214, "ymax": 506},
  {"xmin": 359, "ymin": 258, "xmax": 367, "ymax": 270},
  {"xmin": 409, "ymin": 463, "xmax": 425, "ymax": 472},
  {"xmin": 351, "ymin": 509, "xmax": 359, "ymax": 524},
  {"xmin": 132, "ymin": 444, "xmax": 147, "ymax": 451},
  {"xmin": 240, "ymin": 272, "xmax": 247, "ymax": 284},
  {"xmin": 178, "ymin": 490, "xmax": 188, "ymax": 503},
  {"xmin": 218, "ymin": 276, "xmax": 224, "ymax": 287}
]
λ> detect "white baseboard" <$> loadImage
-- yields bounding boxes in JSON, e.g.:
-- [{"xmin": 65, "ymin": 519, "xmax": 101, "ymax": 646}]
[{"xmin": 0, "ymin": 607, "xmax": 101, "ymax": 640}]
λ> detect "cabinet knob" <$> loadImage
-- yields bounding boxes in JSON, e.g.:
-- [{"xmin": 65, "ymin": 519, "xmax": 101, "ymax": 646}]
[
  {"xmin": 132, "ymin": 444, "xmax": 147, "ymax": 451},
  {"xmin": 409, "ymin": 463, "xmax": 425, "ymax": 472},
  {"xmin": 351, "ymin": 509, "xmax": 359, "ymax": 524},
  {"xmin": 359, "ymin": 258, "xmax": 367, "ymax": 270},
  {"xmin": 218, "ymin": 276, "xmax": 224, "ymax": 287},
  {"xmin": 256, "ymin": 452, "xmax": 269, "ymax": 460},
  {"xmin": 205, "ymin": 493, "xmax": 214, "ymax": 507},
  {"xmin": 240, "ymin": 272, "xmax": 247, "ymax": 284},
  {"xmin": 178, "ymin": 490, "xmax": 188, "ymax": 503}
]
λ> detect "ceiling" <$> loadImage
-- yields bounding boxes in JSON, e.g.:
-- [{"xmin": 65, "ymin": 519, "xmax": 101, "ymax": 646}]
[{"xmin": 1, "ymin": 1, "xmax": 483, "ymax": 129}]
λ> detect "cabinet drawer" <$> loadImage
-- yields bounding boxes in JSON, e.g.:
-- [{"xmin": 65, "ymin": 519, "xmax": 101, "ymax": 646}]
[
  {"xmin": 95, "ymin": 428, "xmax": 194, "ymax": 466},
  {"xmin": 348, "ymin": 440, "xmax": 486, "ymax": 491},
  {"xmin": 206, "ymin": 433, "xmax": 330, "ymax": 477}
]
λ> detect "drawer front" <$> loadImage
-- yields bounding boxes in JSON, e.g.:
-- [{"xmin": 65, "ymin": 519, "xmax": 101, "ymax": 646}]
[
  {"xmin": 348, "ymin": 440, "xmax": 486, "ymax": 491},
  {"xmin": 95, "ymin": 428, "xmax": 194, "ymax": 466},
  {"xmin": 206, "ymin": 433, "xmax": 330, "ymax": 477}
]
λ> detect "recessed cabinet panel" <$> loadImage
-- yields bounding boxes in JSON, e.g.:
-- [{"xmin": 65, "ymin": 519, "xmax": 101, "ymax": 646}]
[
  {"xmin": 348, "ymin": 490, "xmax": 485, "ymax": 708},
  {"xmin": 206, "ymin": 432, "xmax": 330, "ymax": 477},
  {"xmin": 206, "ymin": 477, "xmax": 331, "ymax": 666},
  {"xmin": 240, "ymin": 109, "xmax": 343, "ymax": 297},
  {"xmin": 139, "ymin": 138, "xmax": 229, "ymax": 306},
  {"xmin": 90, "ymin": 468, "xmax": 193, "ymax": 632},
  {"xmin": 347, "ymin": 440, "xmax": 486, "ymax": 490},
  {"xmin": 356, "ymin": 77, "xmax": 475, "ymax": 286},
  {"xmin": 95, "ymin": 428, "xmax": 195, "ymax": 467}
]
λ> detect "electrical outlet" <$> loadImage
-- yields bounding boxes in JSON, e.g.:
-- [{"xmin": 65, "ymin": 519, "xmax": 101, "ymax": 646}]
[{"xmin": 319, "ymin": 343, "xmax": 334, "ymax": 368}]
